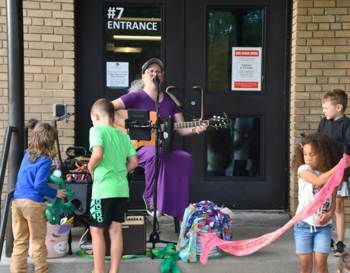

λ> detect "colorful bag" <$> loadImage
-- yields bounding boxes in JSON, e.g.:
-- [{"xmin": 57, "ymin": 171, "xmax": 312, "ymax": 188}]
[{"xmin": 196, "ymin": 226, "xmax": 222, "ymax": 257}]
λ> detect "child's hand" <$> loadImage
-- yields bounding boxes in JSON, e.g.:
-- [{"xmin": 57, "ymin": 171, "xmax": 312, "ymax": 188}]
[
  {"xmin": 56, "ymin": 189, "xmax": 67, "ymax": 198},
  {"xmin": 88, "ymin": 164, "xmax": 94, "ymax": 181},
  {"xmin": 90, "ymin": 170, "xmax": 94, "ymax": 181},
  {"xmin": 344, "ymin": 156, "xmax": 350, "ymax": 168},
  {"xmin": 316, "ymin": 213, "xmax": 331, "ymax": 226}
]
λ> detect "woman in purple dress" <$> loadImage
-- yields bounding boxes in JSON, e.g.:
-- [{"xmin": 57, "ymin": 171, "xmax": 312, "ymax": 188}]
[{"xmin": 112, "ymin": 58, "xmax": 207, "ymax": 221}]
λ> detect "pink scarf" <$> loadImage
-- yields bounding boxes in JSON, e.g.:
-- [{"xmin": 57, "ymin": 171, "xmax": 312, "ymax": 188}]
[{"xmin": 200, "ymin": 154, "xmax": 347, "ymax": 264}]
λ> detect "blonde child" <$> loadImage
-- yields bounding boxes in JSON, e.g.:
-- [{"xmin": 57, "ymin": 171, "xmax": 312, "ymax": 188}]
[
  {"xmin": 11, "ymin": 122, "xmax": 67, "ymax": 273},
  {"xmin": 318, "ymin": 88, "xmax": 350, "ymax": 256},
  {"xmin": 291, "ymin": 133, "xmax": 350, "ymax": 273},
  {"xmin": 88, "ymin": 99, "xmax": 138, "ymax": 273}
]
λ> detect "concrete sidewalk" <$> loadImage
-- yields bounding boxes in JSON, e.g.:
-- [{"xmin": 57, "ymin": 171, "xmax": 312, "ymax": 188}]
[{"xmin": 0, "ymin": 212, "xmax": 345, "ymax": 273}]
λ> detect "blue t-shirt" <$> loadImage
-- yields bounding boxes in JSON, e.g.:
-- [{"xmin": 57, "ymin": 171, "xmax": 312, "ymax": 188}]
[{"xmin": 14, "ymin": 152, "xmax": 57, "ymax": 203}]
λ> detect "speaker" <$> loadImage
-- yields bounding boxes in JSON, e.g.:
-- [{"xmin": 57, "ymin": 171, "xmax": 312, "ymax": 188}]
[
  {"xmin": 104, "ymin": 216, "xmax": 146, "ymax": 255},
  {"xmin": 46, "ymin": 180, "xmax": 92, "ymax": 216}
]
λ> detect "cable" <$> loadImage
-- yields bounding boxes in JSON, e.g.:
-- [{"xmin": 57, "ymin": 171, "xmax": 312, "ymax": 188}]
[{"xmin": 79, "ymin": 228, "xmax": 92, "ymax": 250}]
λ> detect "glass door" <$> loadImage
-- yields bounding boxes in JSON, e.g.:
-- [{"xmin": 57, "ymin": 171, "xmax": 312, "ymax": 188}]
[{"xmin": 183, "ymin": 0, "xmax": 290, "ymax": 208}]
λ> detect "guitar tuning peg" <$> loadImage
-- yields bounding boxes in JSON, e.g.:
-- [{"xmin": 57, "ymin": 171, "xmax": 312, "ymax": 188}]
[
  {"xmin": 218, "ymin": 116, "xmax": 220, "ymax": 119},
  {"xmin": 213, "ymin": 115, "xmax": 216, "ymax": 118}
]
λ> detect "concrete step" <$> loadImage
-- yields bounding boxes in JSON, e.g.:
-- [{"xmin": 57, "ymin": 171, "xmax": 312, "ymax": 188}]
[{"xmin": 0, "ymin": 212, "xmax": 345, "ymax": 273}]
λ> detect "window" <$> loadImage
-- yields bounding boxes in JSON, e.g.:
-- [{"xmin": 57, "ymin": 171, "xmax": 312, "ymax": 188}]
[
  {"xmin": 105, "ymin": 6, "xmax": 161, "ymax": 90},
  {"xmin": 208, "ymin": 8, "xmax": 263, "ymax": 91},
  {"xmin": 207, "ymin": 117, "xmax": 261, "ymax": 177}
]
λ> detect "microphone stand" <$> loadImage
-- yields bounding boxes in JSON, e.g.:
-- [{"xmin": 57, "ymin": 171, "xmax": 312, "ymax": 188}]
[
  {"xmin": 50, "ymin": 113, "xmax": 74, "ymax": 179},
  {"xmin": 148, "ymin": 76, "xmax": 175, "ymax": 258}
]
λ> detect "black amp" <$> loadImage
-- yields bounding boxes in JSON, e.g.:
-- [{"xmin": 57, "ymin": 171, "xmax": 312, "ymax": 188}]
[{"xmin": 46, "ymin": 180, "xmax": 92, "ymax": 216}]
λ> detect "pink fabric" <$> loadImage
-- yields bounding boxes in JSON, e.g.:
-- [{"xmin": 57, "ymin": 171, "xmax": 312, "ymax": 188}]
[{"xmin": 200, "ymin": 154, "xmax": 347, "ymax": 264}]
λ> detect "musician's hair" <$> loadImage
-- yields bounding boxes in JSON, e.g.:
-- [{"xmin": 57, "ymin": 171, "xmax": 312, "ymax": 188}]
[
  {"xmin": 91, "ymin": 98, "xmax": 114, "ymax": 120},
  {"xmin": 26, "ymin": 122, "xmax": 58, "ymax": 163},
  {"xmin": 321, "ymin": 88, "xmax": 347, "ymax": 112},
  {"xmin": 129, "ymin": 79, "xmax": 145, "ymax": 93}
]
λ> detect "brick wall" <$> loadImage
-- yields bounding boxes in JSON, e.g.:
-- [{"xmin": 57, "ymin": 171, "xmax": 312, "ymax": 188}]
[
  {"xmin": 291, "ymin": 0, "xmax": 350, "ymax": 226},
  {"xmin": 0, "ymin": 0, "xmax": 75, "ymax": 207}
]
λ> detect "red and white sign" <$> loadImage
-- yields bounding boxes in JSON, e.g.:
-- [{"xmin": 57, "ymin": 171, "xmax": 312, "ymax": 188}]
[
  {"xmin": 235, "ymin": 50, "xmax": 260, "ymax": 57},
  {"xmin": 231, "ymin": 47, "xmax": 262, "ymax": 91},
  {"xmin": 234, "ymin": 82, "xmax": 259, "ymax": 88}
]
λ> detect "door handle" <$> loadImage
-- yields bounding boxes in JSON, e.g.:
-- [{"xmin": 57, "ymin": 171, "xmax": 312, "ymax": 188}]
[
  {"xmin": 166, "ymin": 86, "xmax": 176, "ymax": 93},
  {"xmin": 192, "ymin": 86, "xmax": 204, "ymax": 121}
]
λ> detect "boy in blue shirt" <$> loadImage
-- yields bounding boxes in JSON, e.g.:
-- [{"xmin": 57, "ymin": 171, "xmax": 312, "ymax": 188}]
[
  {"xmin": 11, "ymin": 122, "xmax": 67, "ymax": 273},
  {"xmin": 317, "ymin": 88, "xmax": 350, "ymax": 256}
]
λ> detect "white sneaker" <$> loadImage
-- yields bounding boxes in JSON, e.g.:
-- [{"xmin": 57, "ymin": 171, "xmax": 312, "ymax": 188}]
[
  {"xmin": 143, "ymin": 195, "xmax": 162, "ymax": 218},
  {"xmin": 147, "ymin": 202, "xmax": 162, "ymax": 218},
  {"xmin": 147, "ymin": 207, "xmax": 162, "ymax": 218}
]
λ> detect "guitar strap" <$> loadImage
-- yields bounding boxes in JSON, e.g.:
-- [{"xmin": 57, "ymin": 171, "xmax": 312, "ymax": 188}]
[{"xmin": 163, "ymin": 91, "xmax": 197, "ymax": 119}]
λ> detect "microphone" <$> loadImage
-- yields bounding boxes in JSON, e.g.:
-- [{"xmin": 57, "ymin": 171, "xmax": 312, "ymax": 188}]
[
  {"xmin": 152, "ymin": 76, "xmax": 160, "ymax": 86},
  {"xmin": 162, "ymin": 116, "xmax": 174, "ymax": 155}
]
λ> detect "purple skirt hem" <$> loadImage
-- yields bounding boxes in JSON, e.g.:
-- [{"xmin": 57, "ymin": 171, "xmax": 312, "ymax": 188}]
[{"xmin": 137, "ymin": 145, "xmax": 194, "ymax": 221}]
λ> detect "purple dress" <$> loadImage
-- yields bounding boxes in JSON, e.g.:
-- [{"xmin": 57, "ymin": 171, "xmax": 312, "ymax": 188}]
[{"xmin": 120, "ymin": 90, "xmax": 194, "ymax": 221}]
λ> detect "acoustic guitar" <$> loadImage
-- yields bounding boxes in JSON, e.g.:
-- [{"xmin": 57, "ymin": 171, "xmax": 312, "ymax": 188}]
[{"xmin": 113, "ymin": 109, "xmax": 231, "ymax": 150}]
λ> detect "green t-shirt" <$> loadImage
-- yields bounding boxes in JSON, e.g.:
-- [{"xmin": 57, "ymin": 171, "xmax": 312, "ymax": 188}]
[{"xmin": 89, "ymin": 125, "xmax": 136, "ymax": 199}]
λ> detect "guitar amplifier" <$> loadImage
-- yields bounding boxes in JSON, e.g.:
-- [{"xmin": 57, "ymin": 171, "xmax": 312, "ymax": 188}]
[{"xmin": 104, "ymin": 216, "xmax": 146, "ymax": 256}]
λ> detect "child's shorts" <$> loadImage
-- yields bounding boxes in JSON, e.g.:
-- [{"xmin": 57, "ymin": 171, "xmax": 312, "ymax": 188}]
[
  {"xmin": 294, "ymin": 221, "xmax": 332, "ymax": 254},
  {"xmin": 337, "ymin": 181, "xmax": 350, "ymax": 197},
  {"xmin": 89, "ymin": 197, "xmax": 128, "ymax": 228}
]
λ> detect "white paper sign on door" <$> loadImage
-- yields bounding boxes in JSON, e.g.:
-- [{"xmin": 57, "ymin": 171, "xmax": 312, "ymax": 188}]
[
  {"xmin": 231, "ymin": 47, "xmax": 262, "ymax": 91},
  {"xmin": 106, "ymin": 62, "xmax": 129, "ymax": 89}
]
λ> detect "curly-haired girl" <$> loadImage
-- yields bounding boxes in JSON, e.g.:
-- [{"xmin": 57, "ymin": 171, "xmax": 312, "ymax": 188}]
[
  {"xmin": 11, "ymin": 122, "xmax": 67, "ymax": 273},
  {"xmin": 291, "ymin": 132, "xmax": 350, "ymax": 273}
]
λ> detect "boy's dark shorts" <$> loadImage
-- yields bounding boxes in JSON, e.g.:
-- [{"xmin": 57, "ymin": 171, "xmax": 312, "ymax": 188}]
[{"xmin": 89, "ymin": 197, "xmax": 128, "ymax": 227}]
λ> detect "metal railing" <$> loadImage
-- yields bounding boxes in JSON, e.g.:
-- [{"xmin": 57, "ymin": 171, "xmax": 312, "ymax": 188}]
[
  {"xmin": 0, "ymin": 126, "xmax": 18, "ymax": 216},
  {"xmin": 0, "ymin": 188, "xmax": 15, "ymax": 260},
  {"xmin": 0, "ymin": 121, "xmax": 36, "ymax": 261},
  {"xmin": 0, "ymin": 126, "xmax": 18, "ymax": 261}
]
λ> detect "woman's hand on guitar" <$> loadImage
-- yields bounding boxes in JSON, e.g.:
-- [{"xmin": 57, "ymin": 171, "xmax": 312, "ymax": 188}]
[{"xmin": 194, "ymin": 119, "xmax": 208, "ymax": 135}]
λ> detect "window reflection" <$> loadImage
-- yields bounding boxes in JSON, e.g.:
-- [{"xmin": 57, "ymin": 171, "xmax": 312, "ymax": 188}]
[
  {"xmin": 207, "ymin": 127, "xmax": 233, "ymax": 176},
  {"xmin": 208, "ymin": 8, "xmax": 263, "ymax": 91},
  {"xmin": 207, "ymin": 117, "xmax": 261, "ymax": 177}
]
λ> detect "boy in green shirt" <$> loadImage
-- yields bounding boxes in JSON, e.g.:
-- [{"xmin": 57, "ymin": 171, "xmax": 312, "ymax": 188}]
[{"xmin": 88, "ymin": 98, "xmax": 138, "ymax": 273}]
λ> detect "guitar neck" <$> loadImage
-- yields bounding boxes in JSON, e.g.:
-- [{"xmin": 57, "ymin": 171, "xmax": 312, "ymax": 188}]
[{"xmin": 160, "ymin": 120, "xmax": 209, "ymax": 131}]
